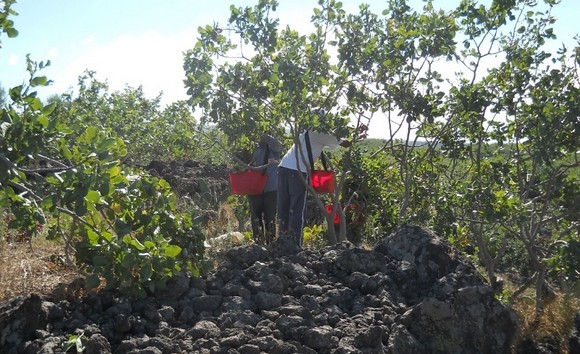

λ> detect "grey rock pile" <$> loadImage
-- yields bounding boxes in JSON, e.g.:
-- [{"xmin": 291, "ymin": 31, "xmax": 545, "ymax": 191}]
[{"xmin": 1, "ymin": 225, "xmax": 520, "ymax": 353}]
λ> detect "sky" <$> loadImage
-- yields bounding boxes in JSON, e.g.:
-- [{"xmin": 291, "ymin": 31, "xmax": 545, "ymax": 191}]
[{"xmin": 1, "ymin": 0, "xmax": 577, "ymax": 139}]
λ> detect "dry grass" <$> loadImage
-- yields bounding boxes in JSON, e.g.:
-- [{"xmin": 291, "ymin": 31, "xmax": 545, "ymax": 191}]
[
  {"xmin": 512, "ymin": 291, "xmax": 580, "ymax": 353},
  {"xmin": 466, "ymin": 267, "xmax": 579, "ymax": 353},
  {"xmin": 207, "ymin": 202, "xmax": 242, "ymax": 236},
  {"xmin": 0, "ymin": 235, "xmax": 80, "ymax": 302}
]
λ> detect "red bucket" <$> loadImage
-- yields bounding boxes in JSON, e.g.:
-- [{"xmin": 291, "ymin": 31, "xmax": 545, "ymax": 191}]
[
  {"xmin": 311, "ymin": 170, "xmax": 336, "ymax": 193},
  {"xmin": 325, "ymin": 204, "xmax": 341, "ymax": 224},
  {"xmin": 228, "ymin": 169, "xmax": 267, "ymax": 195}
]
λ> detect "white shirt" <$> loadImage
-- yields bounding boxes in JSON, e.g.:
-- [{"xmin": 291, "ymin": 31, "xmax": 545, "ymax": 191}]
[{"xmin": 279, "ymin": 131, "xmax": 341, "ymax": 173}]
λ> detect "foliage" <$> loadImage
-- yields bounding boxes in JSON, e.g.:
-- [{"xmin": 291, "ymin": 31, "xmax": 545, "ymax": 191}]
[
  {"xmin": 303, "ymin": 224, "xmax": 327, "ymax": 249},
  {"xmin": 182, "ymin": 0, "xmax": 579, "ymax": 312},
  {"xmin": 67, "ymin": 171, "xmax": 206, "ymax": 297},
  {"xmin": 0, "ymin": 0, "xmax": 18, "ymax": 48},
  {"xmin": 431, "ymin": 0, "xmax": 580, "ymax": 314},
  {"xmin": 339, "ymin": 145, "xmax": 399, "ymax": 245},
  {"xmin": 183, "ymin": 0, "xmax": 378, "ymax": 243},
  {"xmin": 183, "ymin": 0, "xmax": 357, "ymax": 147},
  {"xmin": 50, "ymin": 71, "xmax": 205, "ymax": 165},
  {"xmin": 0, "ymin": 6, "xmax": 208, "ymax": 296}
]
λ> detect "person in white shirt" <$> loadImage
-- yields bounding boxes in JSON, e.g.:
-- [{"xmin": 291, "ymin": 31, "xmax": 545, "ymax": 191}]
[{"xmin": 277, "ymin": 127, "xmax": 351, "ymax": 248}]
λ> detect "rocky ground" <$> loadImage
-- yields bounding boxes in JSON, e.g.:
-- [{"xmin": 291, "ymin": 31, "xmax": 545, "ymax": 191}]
[
  {"xmin": 1, "ymin": 161, "xmax": 578, "ymax": 353},
  {"xmin": 3, "ymin": 225, "xmax": 573, "ymax": 354}
]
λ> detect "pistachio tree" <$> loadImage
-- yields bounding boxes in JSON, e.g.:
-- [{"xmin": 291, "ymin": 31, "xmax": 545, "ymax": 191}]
[
  {"xmin": 52, "ymin": 71, "xmax": 203, "ymax": 164},
  {"xmin": 332, "ymin": 0, "xmax": 579, "ymax": 315},
  {"xmin": 183, "ymin": 0, "xmax": 578, "ymax": 312},
  {"xmin": 0, "ymin": 4, "xmax": 206, "ymax": 297},
  {"xmin": 430, "ymin": 0, "xmax": 579, "ymax": 314},
  {"xmin": 184, "ymin": 0, "xmax": 369, "ymax": 243}
]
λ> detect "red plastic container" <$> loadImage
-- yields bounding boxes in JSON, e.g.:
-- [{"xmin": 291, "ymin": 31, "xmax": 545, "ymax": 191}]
[
  {"xmin": 311, "ymin": 170, "xmax": 336, "ymax": 193},
  {"xmin": 228, "ymin": 169, "xmax": 267, "ymax": 195},
  {"xmin": 325, "ymin": 204, "xmax": 341, "ymax": 224}
]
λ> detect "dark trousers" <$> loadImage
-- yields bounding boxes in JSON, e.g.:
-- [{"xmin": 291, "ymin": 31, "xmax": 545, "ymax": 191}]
[
  {"xmin": 248, "ymin": 191, "xmax": 277, "ymax": 245},
  {"xmin": 277, "ymin": 167, "xmax": 307, "ymax": 247}
]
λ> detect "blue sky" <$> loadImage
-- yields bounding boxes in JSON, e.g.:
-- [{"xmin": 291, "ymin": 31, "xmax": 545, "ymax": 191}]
[{"xmin": 1, "ymin": 0, "xmax": 577, "ymax": 138}]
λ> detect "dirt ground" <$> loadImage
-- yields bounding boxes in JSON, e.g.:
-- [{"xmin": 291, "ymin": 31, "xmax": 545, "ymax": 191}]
[{"xmin": 0, "ymin": 237, "xmax": 79, "ymax": 301}]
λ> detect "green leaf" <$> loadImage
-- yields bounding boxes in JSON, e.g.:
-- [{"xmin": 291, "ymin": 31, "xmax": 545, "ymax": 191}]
[
  {"xmin": 41, "ymin": 197, "xmax": 53, "ymax": 210},
  {"xmin": 87, "ymin": 229, "xmax": 99, "ymax": 244},
  {"xmin": 121, "ymin": 253, "xmax": 137, "ymax": 268},
  {"xmin": 31, "ymin": 76, "xmax": 49, "ymax": 87},
  {"xmin": 36, "ymin": 115, "xmax": 49, "ymax": 128},
  {"xmin": 6, "ymin": 28, "xmax": 18, "ymax": 38},
  {"xmin": 8, "ymin": 85, "xmax": 22, "ymax": 101},
  {"xmin": 140, "ymin": 265, "xmax": 153, "ymax": 281},
  {"xmin": 85, "ymin": 126, "xmax": 98, "ymax": 140},
  {"xmin": 42, "ymin": 102, "xmax": 57, "ymax": 115},
  {"xmin": 154, "ymin": 277, "xmax": 168, "ymax": 292},
  {"xmin": 92, "ymin": 255, "xmax": 109, "ymax": 267},
  {"xmin": 59, "ymin": 143, "xmax": 73, "ymax": 159},
  {"xmin": 29, "ymin": 97, "xmax": 43, "ymax": 110},
  {"xmin": 101, "ymin": 231, "xmax": 113, "ymax": 242},
  {"xmin": 130, "ymin": 238, "xmax": 146, "ymax": 251},
  {"xmin": 85, "ymin": 190, "xmax": 101, "ymax": 203},
  {"xmin": 164, "ymin": 245, "xmax": 182, "ymax": 258},
  {"xmin": 75, "ymin": 203, "xmax": 88, "ymax": 216},
  {"xmin": 85, "ymin": 274, "xmax": 101, "ymax": 289},
  {"xmin": 115, "ymin": 219, "xmax": 132, "ymax": 236},
  {"xmin": 97, "ymin": 138, "xmax": 117, "ymax": 153}
]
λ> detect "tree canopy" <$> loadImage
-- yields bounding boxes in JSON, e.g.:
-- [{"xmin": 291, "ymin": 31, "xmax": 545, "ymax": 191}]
[{"xmin": 183, "ymin": 0, "xmax": 579, "ymax": 312}]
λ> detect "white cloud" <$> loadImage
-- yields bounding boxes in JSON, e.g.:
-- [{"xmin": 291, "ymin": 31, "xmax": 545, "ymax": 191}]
[
  {"xmin": 80, "ymin": 35, "xmax": 95, "ymax": 46},
  {"xmin": 49, "ymin": 30, "xmax": 197, "ymax": 106},
  {"xmin": 47, "ymin": 47, "xmax": 58, "ymax": 60},
  {"xmin": 8, "ymin": 53, "xmax": 19, "ymax": 66}
]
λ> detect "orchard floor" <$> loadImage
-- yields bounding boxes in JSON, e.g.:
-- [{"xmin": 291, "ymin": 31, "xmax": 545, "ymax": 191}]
[{"xmin": 0, "ymin": 237, "xmax": 79, "ymax": 302}]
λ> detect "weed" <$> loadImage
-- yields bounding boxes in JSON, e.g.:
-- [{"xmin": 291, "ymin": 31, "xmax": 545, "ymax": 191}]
[
  {"xmin": 512, "ymin": 285, "xmax": 580, "ymax": 353},
  {"xmin": 303, "ymin": 224, "xmax": 327, "ymax": 249},
  {"xmin": 61, "ymin": 331, "xmax": 87, "ymax": 353}
]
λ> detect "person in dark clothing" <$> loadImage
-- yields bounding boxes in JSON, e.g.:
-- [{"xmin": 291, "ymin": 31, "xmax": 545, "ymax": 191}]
[{"xmin": 248, "ymin": 134, "xmax": 283, "ymax": 245}]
